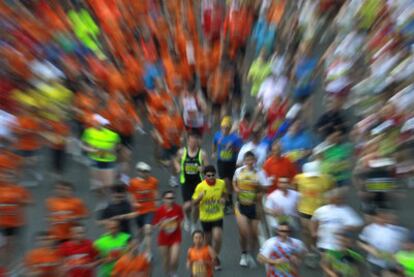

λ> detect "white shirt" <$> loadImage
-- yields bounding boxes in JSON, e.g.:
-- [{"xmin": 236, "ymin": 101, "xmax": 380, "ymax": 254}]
[
  {"xmin": 265, "ymin": 189, "xmax": 299, "ymax": 228},
  {"xmin": 0, "ymin": 110, "xmax": 16, "ymax": 142},
  {"xmin": 233, "ymin": 165, "xmax": 268, "ymax": 186},
  {"xmin": 312, "ymin": 204, "xmax": 363, "ymax": 251},
  {"xmin": 237, "ymin": 141, "xmax": 259, "ymax": 166},
  {"xmin": 260, "ymin": 236, "xmax": 306, "ymax": 275},
  {"xmin": 359, "ymin": 223, "xmax": 408, "ymax": 267},
  {"xmin": 257, "ymin": 76, "xmax": 288, "ymax": 112}
]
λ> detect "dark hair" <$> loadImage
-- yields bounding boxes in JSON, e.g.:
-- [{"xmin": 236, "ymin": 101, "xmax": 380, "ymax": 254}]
[
  {"xmin": 192, "ymin": 230, "xmax": 204, "ymax": 238},
  {"xmin": 203, "ymin": 165, "xmax": 216, "ymax": 175},
  {"xmin": 244, "ymin": 151, "xmax": 256, "ymax": 159},
  {"xmin": 111, "ymin": 184, "xmax": 127, "ymax": 194},
  {"xmin": 188, "ymin": 132, "xmax": 201, "ymax": 140},
  {"xmin": 162, "ymin": 190, "xmax": 175, "ymax": 197},
  {"xmin": 277, "ymin": 221, "xmax": 291, "ymax": 230}
]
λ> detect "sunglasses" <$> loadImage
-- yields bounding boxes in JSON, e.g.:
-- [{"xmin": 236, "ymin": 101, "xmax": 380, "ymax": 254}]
[
  {"xmin": 278, "ymin": 229, "xmax": 290, "ymax": 233},
  {"xmin": 205, "ymin": 174, "xmax": 215, "ymax": 178},
  {"xmin": 164, "ymin": 196, "xmax": 175, "ymax": 200}
]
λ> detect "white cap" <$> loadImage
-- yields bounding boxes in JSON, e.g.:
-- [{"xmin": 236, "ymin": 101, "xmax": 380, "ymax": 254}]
[
  {"xmin": 136, "ymin": 162, "xmax": 151, "ymax": 171},
  {"xmin": 302, "ymin": 160, "xmax": 321, "ymax": 177},
  {"xmin": 93, "ymin": 114, "xmax": 110, "ymax": 126}
]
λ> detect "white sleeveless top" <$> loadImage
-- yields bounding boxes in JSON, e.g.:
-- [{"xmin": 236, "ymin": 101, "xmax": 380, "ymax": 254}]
[{"xmin": 183, "ymin": 96, "xmax": 204, "ymax": 128}]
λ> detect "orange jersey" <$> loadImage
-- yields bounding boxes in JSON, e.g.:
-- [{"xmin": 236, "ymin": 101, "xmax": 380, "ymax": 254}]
[
  {"xmin": 156, "ymin": 113, "xmax": 184, "ymax": 149},
  {"xmin": 163, "ymin": 55, "xmax": 184, "ymax": 95},
  {"xmin": 0, "ymin": 150, "xmax": 22, "ymax": 171},
  {"xmin": 111, "ymin": 254, "xmax": 150, "ymax": 277},
  {"xmin": 13, "ymin": 115, "xmax": 42, "ymax": 151},
  {"xmin": 74, "ymin": 92, "xmax": 99, "ymax": 123},
  {"xmin": 44, "ymin": 120, "xmax": 70, "ymax": 149},
  {"xmin": 207, "ymin": 69, "xmax": 233, "ymax": 104},
  {"xmin": 0, "ymin": 184, "xmax": 30, "ymax": 227},
  {"xmin": 268, "ymin": 0, "xmax": 286, "ymax": 25},
  {"xmin": 25, "ymin": 248, "xmax": 61, "ymax": 277},
  {"xmin": 128, "ymin": 176, "xmax": 158, "ymax": 215},
  {"xmin": 46, "ymin": 197, "xmax": 88, "ymax": 241},
  {"xmin": 146, "ymin": 91, "xmax": 174, "ymax": 118},
  {"xmin": 104, "ymin": 98, "xmax": 140, "ymax": 136},
  {"xmin": 187, "ymin": 246, "xmax": 214, "ymax": 277}
]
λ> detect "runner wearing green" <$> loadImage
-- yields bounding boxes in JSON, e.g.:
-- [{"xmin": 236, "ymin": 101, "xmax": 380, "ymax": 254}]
[
  {"xmin": 94, "ymin": 221, "xmax": 131, "ymax": 277},
  {"xmin": 81, "ymin": 127, "xmax": 120, "ymax": 163},
  {"xmin": 324, "ymin": 249, "xmax": 364, "ymax": 277},
  {"xmin": 247, "ymin": 54, "xmax": 272, "ymax": 96}
]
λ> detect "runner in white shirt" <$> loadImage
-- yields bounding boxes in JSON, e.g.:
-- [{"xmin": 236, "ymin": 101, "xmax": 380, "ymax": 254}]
[
  {"xmin": 258, "ymin": 222, "xmax": 307, "ymax": 277},
  {"xmin": 311, "ymin": 188, "xmax": 363, "ymax": 252},
  {"xmin": 358, "ymin": 209, "xmax": 409, "ymax": 276},
  {"xmin": 236, "ymin": 128, "xmax": 268, "ymax": 167},
  {"xmin": 265, "ymin": 177, "xmax": 300, "ymax": 234},
  {"xmin": 257, "ymin": 74, "xmax": 288, "ymax": 112}
]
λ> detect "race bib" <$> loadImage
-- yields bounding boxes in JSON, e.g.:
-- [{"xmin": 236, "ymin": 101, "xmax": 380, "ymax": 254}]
[
  {"xmin": 185, "ymin": 163, "xmax": 200, "ymax": 175},
  {"xmin": 365, "ymin": 178, "xmax": 397, "ymax": 192},
  {"xmin": 162, "ymin": 219, "xmax": 178, "ymax": 234},
  {"xmin": 219, "ymin": 150, "xmax": 233, "ymax": 160},
  {"xmin": 284, "ymin": 150, "xmax": 305, "ymax": 162},
  {"xmin": 192, "ymin": 261, "xmax": 208, "ymax": 277}
]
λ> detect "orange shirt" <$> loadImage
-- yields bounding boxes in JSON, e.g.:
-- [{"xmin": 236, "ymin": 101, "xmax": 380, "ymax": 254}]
[
  {"xmin": 187, "ymin": 246, "xmax": 213, "ymax": 277},
  {"xmin": 13, "ymin": 115, "xmax": 42, "ymax": 151},
  {"xmin": 74, "ymin": 92, "xmax": 98, "ymax": 123},
  {"xmin": 128, "ymin": 176, "xmax": 158, "ymax": 215},
  {"xmin": 104, "ymin": 98, "xmax": 140, "ymax": 136},
  {"xmin": 0, "ymin": 184, "xmax": 30, "ymax": 227},
  {"xmin": 0, "ymin": 150, "xmax": 22, "ymax": 171},
  {"xmin": 45, "ymin": 120, "xmax": 70, "ymax": 149},
  {"xmin": 46, "ymin": 197, "xmax": 88, "ymax": 241},
  {"xmin": 262, "ymin": 156, "xmax": 298, "ymax": 193},
  {"xmin": 156, "ymin": 113, "xmax": 184, "ymax": 149},
  {"xmin": 111, "ymin": 254, "xmax": 150, "ymax": 277},
  {"xmin": 207, "ymin": 69, "xmax": 233, "ymax": 104},
  {"xmin": 25, "ymin": 247, "xmax": 61, "ymax": 277},
  {"xmin": 268, "ymin": 0, "xmax": 286, "ymax": 25},
  {"xmin": 163, "ymin": 55, "xmax": 183, "ymax": 96}
]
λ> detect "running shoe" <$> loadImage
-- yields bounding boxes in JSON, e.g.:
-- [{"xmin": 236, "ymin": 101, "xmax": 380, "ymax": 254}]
[
  {"xmin": 214, "ymin": 257, "xmax": 222, "ymax": 271},
  {"xmin": 239, "ymin": 254, "xmax": 248, "ymax": 267}
]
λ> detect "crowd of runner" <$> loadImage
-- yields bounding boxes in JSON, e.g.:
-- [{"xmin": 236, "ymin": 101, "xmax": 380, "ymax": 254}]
[{"xmin": 1, "ymin": 0, "xmax": 414, "ymax": 276}]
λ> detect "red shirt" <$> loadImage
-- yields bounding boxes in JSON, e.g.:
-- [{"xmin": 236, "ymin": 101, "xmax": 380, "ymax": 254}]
[
  {"xmin": 262, "ymin": 156, "xmax": 298, "ymax": 193},
  {"xmin": 152, "ymin": 204, "xmax": 184, "ymax": 246},
  {"xmin": 59, "ymin": 239, "xmax": 98, "ymax": 277}
]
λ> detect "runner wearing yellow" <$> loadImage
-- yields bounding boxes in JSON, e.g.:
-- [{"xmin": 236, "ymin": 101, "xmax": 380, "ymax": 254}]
[{"xmin": 192, "ymin": 165, "xmax": 227, "ymax": 271}]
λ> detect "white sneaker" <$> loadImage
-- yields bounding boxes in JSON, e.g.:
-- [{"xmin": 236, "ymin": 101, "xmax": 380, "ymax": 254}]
[
  {"xmin": 169, "ymin": 176, "xmax": 179, "ymax": 187},
  {"xmin": 247, "ymin": 254, "xmax": 257, "ymax": 268},
  {"xmin": 239, "ymin": 254, "xmax": 248, "ymax": 267}
]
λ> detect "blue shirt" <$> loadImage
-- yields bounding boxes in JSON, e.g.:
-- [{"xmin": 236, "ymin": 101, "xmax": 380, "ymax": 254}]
[
  {"xmin": 280, "ymin": 130, "xmax": 314, "ymax": 166},
  {"xmin": 143, "ymin": 62, "xmax": 163, "ymax": 90},
  {"xmin": 214, "ymin": 131, "xmax": 243, "ymax": 162}
]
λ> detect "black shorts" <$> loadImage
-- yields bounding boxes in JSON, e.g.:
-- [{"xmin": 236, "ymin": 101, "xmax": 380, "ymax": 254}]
[
  {"xmin": 92, "ymin": 160, "xmax": 116, "ymax": 169},
  {"xmin": 201, "ymin": 219, "xmax": 223, "ymax": 232},
  {"xmin": 238, "ymin": 203, "xmax": 257, "ymax": 220},
  {"xmin": 1, "ymin": 227, "xmax": 20, "ymax": 237},
  {"xmin": 181, "ymin": 180, "xmax": 200, "ymax": 202},
  {"xmin": 162, "ymin": 145, "xmax": 179, "ymax": 160},
  {"xmin": 120, "ymin": 135, "xmax": 134, "ymax": 149},
  {"xmin": 135, "ymin": 213, "xmax": 154, "ymax": 228},
  {"xmin": 217, "ymin": 160, "xmax": 237, "ymax": 180}
]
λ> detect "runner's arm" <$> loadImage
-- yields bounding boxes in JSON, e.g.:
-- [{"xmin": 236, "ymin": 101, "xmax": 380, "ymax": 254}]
[
  {"xmin": 174, "ymin": 148, "xmax": 184, "ymax": 174},
  {"xmin": 257, "ymin": 254, "xmax": 286, "ymax": 266}
]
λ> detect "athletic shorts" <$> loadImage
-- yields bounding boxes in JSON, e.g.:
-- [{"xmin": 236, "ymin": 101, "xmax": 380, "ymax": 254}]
[
  {"xmin": 237, "ymin": 203, "xmax": 257, "ymax": 220},
  {"xmin": 135, "ymin": 213, "xmax": 154, "ymax": 228},
  {"xmin": 181, "ymin": 181, "xmax": 200, "ymax": 202},
  {"xmin": 161, "ymin": 145, "xmax": 179, "ymax": 160},
  {"xmin": 92, "ymin": 160, "xmax": 116, "ymax": 170},
  {"xmin": 120, "ymin": 134, "xmax": 134, "ymax": 149},
  {"xmin": 217, "ymin": 160, "xmax": 237, "ymax": 180},
  {"xmin": 201, "ymin": 219, "xmax": 223, "ymax": 232},
  {"xmin": 0, "ymin": 227, "xmax": 20, "ymax": 237}
]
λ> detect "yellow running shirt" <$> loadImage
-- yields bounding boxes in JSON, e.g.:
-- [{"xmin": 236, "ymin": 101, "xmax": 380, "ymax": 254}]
[
  {"xmin": 294, "ymin": 174, "xmax": 334, "ymax": 216},
  {"xmin": 193, "ymin": 179, "xmax": 227, "ymax": 222}
]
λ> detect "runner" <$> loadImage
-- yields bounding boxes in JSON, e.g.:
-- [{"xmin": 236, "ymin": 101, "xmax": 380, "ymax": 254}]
[
  {"xmin": 46, "ymin": 181, "xmax": 88, "ymax": 243},
  {"xmin": 24, "ymin": 231, "xmax": 62, "ymax": 277},
  {"xmin": 128, "ymin": 162, "xmax": 158, "ymax": 254},
  {"xmin": 181, "ymin": 87, "xmax": 207, "ymax": 137},
  {"xmin": 187, "ymin": 230, "xmax": 216, "ymax": 277},
  {"xmin": 257, "ymin": 222, "xmax": 307, "ymax": 277},
  {"xmin": 212, "ymin": 116, "xmax": 243, "ymax": 213},
  {"xmin": 81, "ymin": 114, "xmax": 120, "ymax": 210},
  {"xmin": 111, "ymin": 239, "xmax": 151, "ymax": 277},
  {"xmin": 175, "ymin": 133, "xmax": 208, "ymax": 233},
  {"xmin": 233, "ymin": 151, "xmax": 266, "ymax": 268},
  {"xmin": 94, "ymin": 219, "xmax": 131, "ymax": 277},
  {"xmin": 192, "ymin": 165, "xmax": 227, "ymax": 271},
  {"xmin": 152, "ymin": 190, "xmax": 184, "ymax": 277},
  {"xmin": 58, "ymin": 224, "xmax": 98, "ymax": 277}
]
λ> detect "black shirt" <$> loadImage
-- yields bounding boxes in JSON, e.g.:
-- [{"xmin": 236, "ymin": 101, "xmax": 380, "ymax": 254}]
[
  {"xmin": 315, "ymin": 110, "xmax": 347, "ymax": 138},
  {"xmin": 100, "ymin": 200, "xmax": 132, "ymax": 234}
]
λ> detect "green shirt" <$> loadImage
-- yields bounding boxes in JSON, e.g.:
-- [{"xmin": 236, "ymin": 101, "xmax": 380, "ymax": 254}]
[
  {"xmin": 321, "ymin": 143, "xmax": 353, "ymax": 182},
  {"xmin": 395, "ymin": 250, "xmax": 414, "ymax": 277},
  {"xmin": 247, "ymin": 59, "xmax": 271, "ymax": 96},
  {"xmin": 325, "ymin": 249, "xmax": 363, "ymax": 277},
  {"xmin": 82, "ymin": 127, "xmax": 120, "ymax": 162},
  {"xmin": 94, "ymin": 232, "xmax": 130, "ymax": 277}
]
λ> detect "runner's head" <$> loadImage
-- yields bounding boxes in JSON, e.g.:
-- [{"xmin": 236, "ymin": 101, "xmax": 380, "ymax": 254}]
[
  {"xmin": 276, "ymin": 222, "xmax": 291, "ymax": 240},
  {"xmin": 373, "ymin": 209, "xmax": 396, "ymax": 226},
  {"xmin": 35, "ymin": 231, "xmax": 54, "ymax": 247},
  {"xmin": 110, "ymin": 184, "xmax": 127, "ymax": 203},
  {"xmin": 288, "ymin": 118, "xmax": 302, "ymax": 135},
  {"xmin": 244, "ymin": 151, "xmax": 256, "ymax": 168},
  {"xmin": 187, "ymin": 133, "xmax": 201, "ymax": 149},
  {"xmin": 251, "ymin": 126, "xmax": 262, "ymax": 143},
  {"xmin": 278, "ymin": 177, "xmax": 290, "ymax": 191},
  {"xmin": 162, "ymin": 190, "xmax": 175, "ymax": 207},
  {"xmin": 105, "ymin": 219, "xmax": 120, "ymax": 235},
  {"xmin": 192, "ymin": 230, "xmax": 205, "ymax": 247},
  {"xmin": 54, "ymin": 181, "xmax": 74, "ymax": 198},
  {"xmin": 221, "ymin": 116, "xmax": 232, "ymax": 134},
  {"xmin": 325, "ymin": 187, "xmax": 347, "ymax": 205},
  {"xmin": 70, "ymin": 223, "xmax": 86, "ymax": 241},
  {"xmin": 271, "ymin": 141, "xmax": 282, "ymax": 157},
  {"xmin": 204, "ymin": 165, "xmax": 217, "ymax": 185},
  {"xmin": 136, "ymin": 162, "xmax": 151, "ymax": 178}
]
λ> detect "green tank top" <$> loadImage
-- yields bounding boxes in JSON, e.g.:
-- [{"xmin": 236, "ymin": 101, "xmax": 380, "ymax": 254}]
[
  {"xmin": 179, "ymin": 147, "xmax": 202, "ymax": 184},
  {"xmin": 82, "ymin": 127, "xmax": 120, "ymax": 162},
  {"xmin": 396, "ymin": 250, "xmax": 414, "ymax": 277}
]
